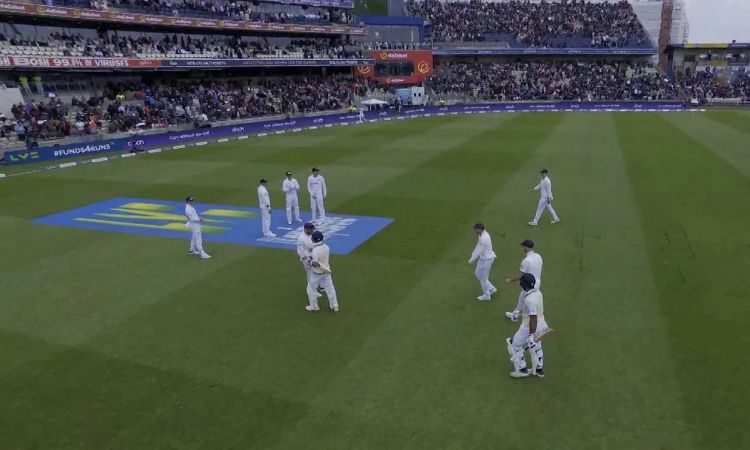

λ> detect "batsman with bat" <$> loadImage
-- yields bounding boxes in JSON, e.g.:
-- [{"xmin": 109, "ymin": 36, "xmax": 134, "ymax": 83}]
[
  {"xmin": 506, "ymin": 273, "xmax": 550, "ymax": 378},
  {"xmin": 305, "ymin": 231, "xmax": 339, "ymax": 312}
]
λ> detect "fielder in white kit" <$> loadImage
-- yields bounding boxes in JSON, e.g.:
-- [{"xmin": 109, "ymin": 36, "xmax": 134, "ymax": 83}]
[
  {"xmin": 257, "ymin": 179, "xmax": 276, "ymax": 237},
  {"xmin": 282, "ymin": 171, "xmax": 302, "ymax": 225},
  {"xmin": 506, "ymin": 273, "xmax": 549, "ymax": 378},
  {"xmin": 307, "ymin": 167, "xmax": 327, "ymax": 221},
  {"xmin": 505, "ymin": 239, "xmax": 543, "ymax": 322},
  {"xmin": 305, "ymin": 231, "xmax": 339, "ymax": 312},
  {"xmin": 467, "ymin": 223, "xmax": 498, "ymax": 301},
  {"xmin": 184, "ymin": 196, "xmax": 211, "ymax": 259},
  {"xmin": 529, "ymin": 168, "xmax": 560, "ymax": 226}
]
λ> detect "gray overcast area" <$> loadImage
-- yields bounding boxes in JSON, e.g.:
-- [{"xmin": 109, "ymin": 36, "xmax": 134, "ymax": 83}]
[{"xmin": 685, "ymin": 0, "xmax": 750, "ymax": 43}]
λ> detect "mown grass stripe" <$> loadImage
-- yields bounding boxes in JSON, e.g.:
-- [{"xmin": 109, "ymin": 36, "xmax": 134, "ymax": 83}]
[{"xmin": 615, "ymin": 112, "xmax": 750, "ymax": 449}]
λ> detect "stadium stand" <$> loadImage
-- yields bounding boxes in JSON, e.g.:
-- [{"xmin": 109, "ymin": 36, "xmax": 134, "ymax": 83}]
[
  {"xmin": 2, "ymin": 75, "xmax": 369, "ymax": 141},
  {"xmin": 21, "ymin": 0, "xmax": 354, "ymax": 25},
  {"xmin": 406, "ymin": 0, "xmax": 651, "ymax": 48},
  {"xmin": 1, "ymin": 0, "xmax": 747, "ymax": 155},
  {"xmin": 0, "ymin": 24, "xmax": 365, "ymax": 60},
  {"xmin": 677, "ymin": 68, "xmax": 750, "ymax": 103},
  {"xmin": 427, "ymin": 61, "xmax": 674, "ymax": 101}
]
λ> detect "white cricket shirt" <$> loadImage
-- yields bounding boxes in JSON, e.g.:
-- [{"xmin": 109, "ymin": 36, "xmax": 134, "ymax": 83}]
[
  {"xmin": 521, "ymin": 289, "xmax": 546, "ymax": 327},
  {"xmin": 257, "ymin": 185, "xmax": 270, "ymax": 208},
  {"xmin": 469, "ymin": 230, "xmax": 497, "ymax": 263},
  {"xmin": 282, "ymin": 178, "xmax": 300, "ymax": 199},
  {"xmin": 307, "ymin": 174, "xmax": 327, "ymax": 197},
  {"xmin": 310, "ymin": 243, "xmax": 331, "ymax": 274},
  {"xmin": 185, "ymin": 204, "xmax": 200, "ymax": 223},
  {"xmin": 534, "ymin": 176, "xmax": 553, "ymax": 199},
  {"xmin": 520, "ymin": 250, "xmax": 543, "ymax": 289},
  {"xmin": 296, "ymin": 232, "xmax": 314, "ymax": 260}
]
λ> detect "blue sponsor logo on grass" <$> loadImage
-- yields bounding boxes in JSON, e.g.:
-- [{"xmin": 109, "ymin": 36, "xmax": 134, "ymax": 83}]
[{"xmin": 32, "ymin": 197, "xmax": 393, "ymax": 255}]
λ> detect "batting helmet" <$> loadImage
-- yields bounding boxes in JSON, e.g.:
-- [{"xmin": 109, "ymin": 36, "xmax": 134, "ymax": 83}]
[
  {"xmin": 311, "ymin": 231, "xmax": 324, "ymax": 243},
  {"xmin": 519, "ymin": 273, "xmax": 536, "ymax": 291}
]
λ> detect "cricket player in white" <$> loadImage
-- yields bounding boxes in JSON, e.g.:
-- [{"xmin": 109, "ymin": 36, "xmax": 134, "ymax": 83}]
[
  {"xmin": 358, "ymin": 109, "xmax": 365, "ymax": 123},
  {"xmin": 305, "ymin": 231, "xmax": 339, "ymax": 312},
  {"xmin": 184, "ymin": 196, "xmax": 211, "ymax": 259},
  {"xmin": 282, "ymin": 171, "xmax": 302, "ymax": 225},
  {"xmin": 506, "ymin": 273, "xmax": 548, "ymax": 378},
  {"xmin": 529, "ymin": 168, "xmax": 560, "ymax": 226},
  {"xmin": 505, "ymin": 239, "xmax": 543, "ymax": 322},
  {"xmin": 297, "ymin": 223, "xmax": 317, "ymax": 284},
  {"xmin": 257, "ymin": 179, "xmax": 276, "ymax": 237},
  {"xmin": 467, "ymin": 223, "xmax": 498, "ymax": 301},
  {"xmin": 307, "ymin": 167, "xmax": 327, "ymax": 221}
]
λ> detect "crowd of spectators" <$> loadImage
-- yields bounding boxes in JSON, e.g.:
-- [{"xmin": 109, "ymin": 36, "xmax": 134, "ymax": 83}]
[
  {"xmin": 366, "ymin": 42, "xmax": 430, "ymax": 50},
  {"xmin": 406, "ymin": 0, "xmax": 649, "ymax": 48},
  {"xmin": 0, "ymin": 76, "xmax": 367, "ymax": 144},
  {"xmin": 427, "ymin": 61, "xmax": 674, "ymax": 101},
  {"xmin": 1, "ymin": 31, "xmax": 364, "ymax": 60},
  {"xmin": 99, "ymin": 76, "xmax": 361, "ymax": 132},
  {"xmin": 104, "ymin": 0, "xmax": 352, "ymax": 24},
  {"xmin": 2, "ymin": 99, "xmax": 73, "ymax": 143},
  {"xmin": 677, "ymin": 68, "xmax": 750, "ymax": 102}
]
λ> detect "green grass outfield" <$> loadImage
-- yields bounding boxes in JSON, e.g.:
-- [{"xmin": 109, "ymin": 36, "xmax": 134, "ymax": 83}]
[{"xmin": 1, "ymin": 110, "xmax": 749, "ymax": 449}]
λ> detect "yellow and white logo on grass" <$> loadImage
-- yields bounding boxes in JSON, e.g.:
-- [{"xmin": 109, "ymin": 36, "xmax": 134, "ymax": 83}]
[
  {"xmin": 74, "ymin": 200, "xmax": 253, "ymax": 234},
  {"xmin": 33, "ymin": 197, "xmax": 394, "ymax": 254}
]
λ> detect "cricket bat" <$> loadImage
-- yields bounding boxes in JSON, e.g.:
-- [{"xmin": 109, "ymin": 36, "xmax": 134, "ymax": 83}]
[
  {"xmin": 509, "ymin": 328, "xmax": 554, "ymax": 363},
  {"xmin": 314, "ymin": 262, "xmax": 331, "ymax": 274}
]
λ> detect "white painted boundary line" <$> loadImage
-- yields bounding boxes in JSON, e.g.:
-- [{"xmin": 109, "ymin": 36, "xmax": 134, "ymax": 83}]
[
  {"xmin": 91, "ymin": 157, "xmax": 108, "ymax": 163},
  {"xmin": 58, "ymin": 162, "xmax": 77, "ymax": 168}
]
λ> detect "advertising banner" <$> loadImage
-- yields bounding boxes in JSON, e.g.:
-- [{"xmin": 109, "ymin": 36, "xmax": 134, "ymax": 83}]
[
  {"xmin": 2, "ymin": 56, "xmax": 371, "ymax": 70},
  {"xmin": 0, "ymin": 1, "xmax": 365, "ymax": 36},
  {"xmin": 357, "ymin": 50, "xmax": 434, "ymax": 85},
  {"xmin": 4, "ymin": 102, "xmax": 685, "ymax": 165},
  {"xmin": 8, "ymin": 56, "xmax": 162, "ymax": 69},
  {"xmin": 161, "ymin": 58, "xmax": 373, "ymax": 68}
]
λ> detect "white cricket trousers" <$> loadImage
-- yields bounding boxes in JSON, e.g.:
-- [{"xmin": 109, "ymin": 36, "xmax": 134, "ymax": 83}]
[
  {"xmin": 310, "ymin": 194, "xmax": 326, "ymax": 220},
  {"xmin": 510, "ymin": 322, "xmax": 548, "ymax": 371},
  {"xmin": 475, "ymin": 258, "xmax": 496, "ymax": 296},
  {"xmin": 286, "ymin": 194, "xmax": 300, "ymax": 224},
  {"xmin": 189, "ymin": 223, "xmax": 208, "ymax": 256},
  {"xmin": 300, "ymin": 260, "xmax": 312, "ymax": 284},
  {"xmin": 261, "ymin": 207, "xmax": 271, "ymax": 235},
  {"xmin": 533, "ymin": 197, "xmax": 559, "ymax": 223},
  {"xmin": 307, "ymin": 272, "xmax": 338, "ymax": 310}
]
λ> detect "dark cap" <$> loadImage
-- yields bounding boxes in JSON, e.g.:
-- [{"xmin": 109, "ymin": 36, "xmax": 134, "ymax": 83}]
[
  {"xmin": 312, "ymin": 167, "xmax": 320, "ymax": 172},
  {"xmin": 540, "ymin": 168, "xmax": 549, "ymax": 174},
  {"xmin": 259, "ymin": 178, "xmax": 267, "ymax": 184},
  {"xmin": 311, "ymin": 230, "xmax": 324, "ymax": 243},
  {"xmin": 521, "ymin": 239, "xmax": 534, "ymax": 248},
  {"xmin": 473, "ymin": 222, "xmax": 485, "ymax": 230},
  {"xmin": 186, "ymin": 196, "xmax": 195, "ymax": 202},
  {"xmin": 303, "ymin": 222, "xmax": 315, "ymax": 230},
  {"xmin": 285, "ymin": 171, "xmax": 292, "ymax": 176}
]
